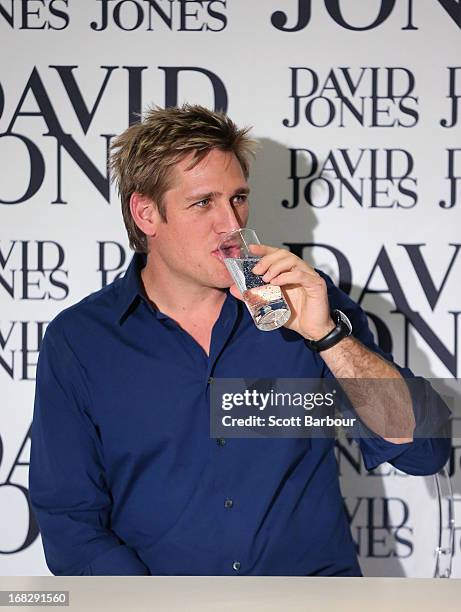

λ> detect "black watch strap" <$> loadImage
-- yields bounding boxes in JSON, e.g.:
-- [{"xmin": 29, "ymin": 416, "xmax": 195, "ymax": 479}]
[{"xmin": 304, "ymin": 309, "xmax": 352, "ymax": 353}]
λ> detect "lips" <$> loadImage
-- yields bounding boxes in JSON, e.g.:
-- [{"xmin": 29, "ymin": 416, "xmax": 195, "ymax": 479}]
[
  {"xmin": 212, "ymin": 249, "xmax": 224, "ymax": 261},
  {"xmin": 217, "ymin": 242, "xmax": 241, "ymax": 259}
]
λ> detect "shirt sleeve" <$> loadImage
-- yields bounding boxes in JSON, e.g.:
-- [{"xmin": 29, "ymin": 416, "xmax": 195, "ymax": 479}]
[
  {"xmin": 29, "ymin": 318, "xmax": 150, "ymax": 576},
  {"xmin": 316, "ymin": 270, "xmax": 451, "ymax": 476}
]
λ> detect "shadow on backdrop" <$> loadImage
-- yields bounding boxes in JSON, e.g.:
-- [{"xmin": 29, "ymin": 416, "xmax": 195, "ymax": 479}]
[{"xmin": 248, "ymin": 136, "xmax": 458, "ymax": 578}]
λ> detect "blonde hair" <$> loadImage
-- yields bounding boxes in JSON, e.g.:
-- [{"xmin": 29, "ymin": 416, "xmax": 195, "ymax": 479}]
[{"xmin": 110, "ymin": 104, "xmax": 258, "ymax": 253}]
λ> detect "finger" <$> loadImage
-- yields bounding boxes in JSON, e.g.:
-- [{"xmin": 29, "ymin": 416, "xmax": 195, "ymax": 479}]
[
  {"xmin": 229, "ymin": 284, "xmax": 244, "ymax": 301},
  {"xmin": 269, "ymin": 269, "xmax": 307, "ymax": 286},
  {"xmin": 250, "ymin": 247, "xmax": 291, "ymax": 275},
  {"xmin": 248, "ymin": 243, "xmax": 278, "ymax": 256},
  {"xmin": 250, "ymin": 245, "xmax": 317, "ymax": 278},
  {"xmin": 248, "ymin": 243, "xmax": 281, "ymax": 269},
  {"xmin": 271, "ymin": 270, "xmax": 326, "ymax": 295},
  {"xmin": 260, "ymin": 255, "xmax": 300, "ymax": 282},
  {"xmin": 258, "ymin": 254, "xmax": 318, "ymax": 281}
]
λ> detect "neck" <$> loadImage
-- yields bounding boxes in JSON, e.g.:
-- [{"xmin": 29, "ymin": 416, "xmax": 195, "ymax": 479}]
[{"xmin": 140, "ymin": 254, "xmax": 226, "ymax": 322}]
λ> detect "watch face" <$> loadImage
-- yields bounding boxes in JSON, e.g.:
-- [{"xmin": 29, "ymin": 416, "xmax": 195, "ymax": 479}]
[{"xmin": 336, "ymin": 310, "xmax": 352, "ymax": 334}]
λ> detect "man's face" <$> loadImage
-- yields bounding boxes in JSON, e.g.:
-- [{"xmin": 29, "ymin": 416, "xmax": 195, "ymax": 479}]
[{"xmin": 149, "ymin": 148, "xmax": 250, "ymax": 289}]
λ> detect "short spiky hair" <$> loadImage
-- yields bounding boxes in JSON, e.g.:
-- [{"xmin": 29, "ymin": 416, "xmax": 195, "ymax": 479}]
[{"xmin": 110, "ymin": 104, "xmax": 258, "ymax": 254}]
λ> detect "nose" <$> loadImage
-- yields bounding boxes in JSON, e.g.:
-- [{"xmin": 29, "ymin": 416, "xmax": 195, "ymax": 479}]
[{"xmin": 214, "ymin": 200, "xmax": 244, "ymax": 235}]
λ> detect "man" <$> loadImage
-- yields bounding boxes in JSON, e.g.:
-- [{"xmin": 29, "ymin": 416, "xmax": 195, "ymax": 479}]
[{"xmin": 29, "ymin": 104, "xmax": 450, "ymax": 576}]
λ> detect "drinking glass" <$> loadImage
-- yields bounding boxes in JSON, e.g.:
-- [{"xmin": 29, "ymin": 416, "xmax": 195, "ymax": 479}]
[{"xmin": 218, "ymin": 228, "xmax": 292, "ymax": 331}]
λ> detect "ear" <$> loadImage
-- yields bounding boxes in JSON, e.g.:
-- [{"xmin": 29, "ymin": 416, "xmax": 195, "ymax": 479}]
[{"xmin": 129, "ymin": 192, "xmax": 161, "ymax": 238}]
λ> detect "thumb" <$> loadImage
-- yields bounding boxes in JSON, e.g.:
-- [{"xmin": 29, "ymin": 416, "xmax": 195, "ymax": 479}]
[{"xmin": 229, "ymin": 283, "xmax": 244, "ymax": 301}]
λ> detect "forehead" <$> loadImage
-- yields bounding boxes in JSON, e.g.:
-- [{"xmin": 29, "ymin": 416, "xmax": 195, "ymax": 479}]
[{"xmin": 169, "ymin": 149, "xmax": 246, "ymax": 190}]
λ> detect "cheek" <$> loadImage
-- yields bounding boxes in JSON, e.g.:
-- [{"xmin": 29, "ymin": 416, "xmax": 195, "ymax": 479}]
[{"xmin": 160, "ymin": 219, "xmax": 192, "ymax": 248}]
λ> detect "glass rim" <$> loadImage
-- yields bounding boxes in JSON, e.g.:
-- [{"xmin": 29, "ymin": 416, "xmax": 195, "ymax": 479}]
[{"xmin": 217, "ymin": 227, "xmax": 259, "ymax": 251}]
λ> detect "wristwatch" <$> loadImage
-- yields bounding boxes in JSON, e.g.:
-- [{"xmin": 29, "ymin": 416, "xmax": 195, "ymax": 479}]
[{"xmin": 304, "ymin": 309, "xmax": 352, "ymax": 352}]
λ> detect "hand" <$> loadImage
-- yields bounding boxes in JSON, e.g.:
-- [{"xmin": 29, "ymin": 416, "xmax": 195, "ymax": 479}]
[{"xmin": 228, "ymin": 243, "xmax": 335, "ymax": 340}]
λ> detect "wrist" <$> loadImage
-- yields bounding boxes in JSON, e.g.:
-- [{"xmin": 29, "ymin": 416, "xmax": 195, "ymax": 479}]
[
  {"xmin": 304, "ymin": 310, "xmax": 353, "ymax": 353},
  {"xmin": 302, "ymin": 318, "xmax": 336, "ymax": 342}
]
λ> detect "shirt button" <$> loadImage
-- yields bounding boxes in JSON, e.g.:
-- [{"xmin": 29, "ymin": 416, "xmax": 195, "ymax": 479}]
[
  {"xmin": 208, "ymin": 377, "xmax": 213, "ymax": 385},
  {"xmin": 217, "ymin": 438, "xmax": 226, "ymax": 447},
  {"xmin": 224, "ymin": 498, "xmax": 233, "ymax": 509},
  {"xmin": 232, "ymin": 561, "xmax": 241, "ymax": 572}
]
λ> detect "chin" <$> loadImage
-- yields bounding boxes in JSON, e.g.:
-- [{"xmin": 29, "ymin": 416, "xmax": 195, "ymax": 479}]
[
  {"xmin": 206, "ymin": 273, "xmax": 231, "ymax": 288},
  {"xmin": 207, "ymin": 261, "xmax": 233, "ymax": 288},
  {"xmin": 210, "ymin": 273, "xmax": 233, "ymax": 290}
]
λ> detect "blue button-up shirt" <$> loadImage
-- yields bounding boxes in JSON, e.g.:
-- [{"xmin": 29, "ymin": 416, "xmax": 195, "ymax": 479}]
[{"xmin": 29, "ymin": 252, "xmax": 451, "ymax": 576}]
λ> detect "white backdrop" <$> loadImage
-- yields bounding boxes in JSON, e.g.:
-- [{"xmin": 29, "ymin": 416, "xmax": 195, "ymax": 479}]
[{"xmin": 0, "ymin": 0, "xmax": 460, "ymax": 577}]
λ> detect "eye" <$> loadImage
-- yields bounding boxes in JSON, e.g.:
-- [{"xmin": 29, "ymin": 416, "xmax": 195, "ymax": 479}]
[
  {"xmin": 232, "ymin": 194, "xmax": 248, "ymax": 205},
  {"xmin": 195, "ymin": 198, "xmax": 211, "ymax": 208}
]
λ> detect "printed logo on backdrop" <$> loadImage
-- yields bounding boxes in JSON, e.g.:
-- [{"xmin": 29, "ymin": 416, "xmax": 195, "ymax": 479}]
[
  {"xmin": 0, "ymin": 0, "xmax": 228, "ymax": 31},
  {"xmin": 0, "ymin": 65, "xmax": 458, "ymax": 206},
  {"xmin": 271, "ymin": 0, "xmax": 461, "ymax": 32},
  {"xmin": 335, "ymin": 434, "xmax": 461, "ymax": 563},
  {"xmin": 282, "ymin": 242, "xmax": 460, "ymax": 379},
  {"xmin": 0, "ymin": 425, "xmax": 39, "ymax": 555},
  {"xmin": 88, "ymin": 0, "xmax": 228, "ymax": 31},
  {"xmin": 0, "ymin": 241, "xmax": 66, "ymax": 381},
  {"xmin": 282, "ymin": 65, "xmax": 460, "ymax": 209},
  {"xmin": 336, "ymin": 437, "xmax": 414, "ymax": 559},
  {"xmin": 282, "ymin": 143, "xmax": 459, "ymax": 225},
  {"xmin": 0, "ymin": 65, "xmax": 227, "ymax": 207},
  {"xmin": 284, "ymin": 67, "xmax": 419, "ymax": 129},
  {"xmin": 2, "ymin": 1, "xmax": 460, "ymax": 33}
]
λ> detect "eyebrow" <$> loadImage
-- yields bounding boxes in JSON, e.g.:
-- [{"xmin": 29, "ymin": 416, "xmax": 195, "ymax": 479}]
[{"xmin": 185, "ymin": 186, "xmax": 250, "ymax": 203}]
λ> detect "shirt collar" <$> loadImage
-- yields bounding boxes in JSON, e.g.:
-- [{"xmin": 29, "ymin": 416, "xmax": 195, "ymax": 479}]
[
  {"xmin": 115, "ymin": 251, "xmax": 149, "ymax": 325},
  {"xmin": 115, "ymin": 251, "xmax": 236, "ymax": 326}
]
